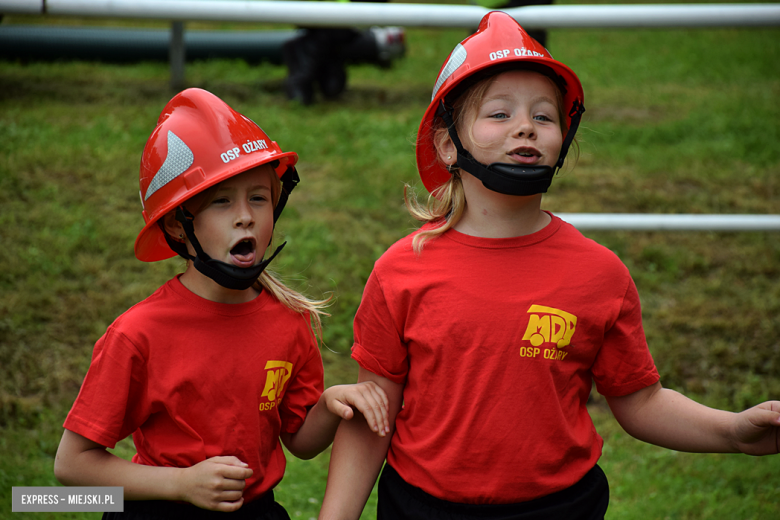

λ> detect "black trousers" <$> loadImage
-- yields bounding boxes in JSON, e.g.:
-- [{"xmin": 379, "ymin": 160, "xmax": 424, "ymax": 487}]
[
  {"xmin": 102, "ymin": 490, "xmax": 290, "ymax": 520},
  {"xmin": 377, "ymin": 464, "xmax": 609, "ymax": 520}
]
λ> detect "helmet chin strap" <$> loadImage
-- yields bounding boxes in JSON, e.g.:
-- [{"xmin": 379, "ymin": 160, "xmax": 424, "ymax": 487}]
[
  {"xmin": 438, "ymin": 99, "xmax": 584, "ymax": 196},
  {"xmin": 162, "ymin": 166, "xmax": 300, "ymax": 292},
  {"xmin": 171, "ymin": 205, "xmax": 285, "ymax": 291}
]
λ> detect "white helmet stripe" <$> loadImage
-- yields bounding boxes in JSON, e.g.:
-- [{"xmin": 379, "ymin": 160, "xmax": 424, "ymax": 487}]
[
  {"xmin": 431, "ymin": 44, "xmax": 467, "ymax": 101},
  {"xmin": 144, "ymin": 131, "xmax": 194, "ymax": 201}
]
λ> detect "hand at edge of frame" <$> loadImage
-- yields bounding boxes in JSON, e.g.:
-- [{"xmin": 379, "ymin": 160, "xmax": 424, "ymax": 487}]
[{"xmin": 732, "ymin": 400, "xmax": 780, "ymax": 456}]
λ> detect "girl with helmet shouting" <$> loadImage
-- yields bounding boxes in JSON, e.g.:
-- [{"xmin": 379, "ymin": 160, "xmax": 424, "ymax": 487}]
[
  {"xmin": 54, "ymin": 88, "xmax": 390, "ymax": 519},
  {"xmin": 319, "ymin": 11, "xmax": 779, "ymax": 520}
]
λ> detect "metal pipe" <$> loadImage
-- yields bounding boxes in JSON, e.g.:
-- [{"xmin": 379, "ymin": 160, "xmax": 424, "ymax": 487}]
[
  {"xmin": 0, "ymin": 25, "xmax": 298, "ymax": 63},
  {"xmin": 2, "ymin": 1, "xmax": 779, "ymax": 28},
  {"xmin": 0, "ymin": 23, "xmax": 405, "ymax": 64},
  {"xmin": 556, "ymin": 214, "xmax": 780, "ymax": 231},
  {"xmin": 0, "ymin": 0, "xmax": 41, "ymax": 15}
]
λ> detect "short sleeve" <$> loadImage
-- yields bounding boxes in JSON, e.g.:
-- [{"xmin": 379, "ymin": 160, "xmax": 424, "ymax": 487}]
[
  {"xmin": 63, "ymin": 327, "xmax": 149, "ymax": 448},
  {"xmin": 351, "ymin": 270, "xmax": 409, "ymax": 384},
  {"xmin": 591, "ymin": 277, "xmax": 659, "ymax": 396},
  {"xmin": 277, "ymin": 318, "xmax": 324, "ymax": 434}
]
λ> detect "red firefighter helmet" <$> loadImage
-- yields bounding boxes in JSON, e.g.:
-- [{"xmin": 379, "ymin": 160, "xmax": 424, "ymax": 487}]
[
  {"xmin": 135, "ymin": 88, "xmax": 298, "ymax": 262},
  {"xmin": 416, "ymin": 11, "xmax": 585, "ymax": 195}
]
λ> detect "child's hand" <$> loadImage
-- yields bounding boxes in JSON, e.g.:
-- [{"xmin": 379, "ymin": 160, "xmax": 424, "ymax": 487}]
[
  {"xmin": 323, "ymin": 382, "xmax": 390, "ymax": 437},
  {"xmin": 732, "ymin": 400, "xmax": 780, "ymax": 455},
  {"xmin": 179, "ymin": 456, "xmax": 254, "ymax": 511}
]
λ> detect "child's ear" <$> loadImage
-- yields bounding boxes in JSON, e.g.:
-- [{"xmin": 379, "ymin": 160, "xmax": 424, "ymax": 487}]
[
  {"xmin": 435, "ymin": 136, "xmax": 457, "ymax": 168},
  {"xmin": 162, "ymin": 212, "xmax": 184, "ymax": 241}
]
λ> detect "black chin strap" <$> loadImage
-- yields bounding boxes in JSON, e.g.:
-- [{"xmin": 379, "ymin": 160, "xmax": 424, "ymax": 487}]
[
  {"xmin": 438, "ymin": 99, "xmax": 584, "ymax": 196},
  {"xmin": 274, "ymin": 165, "xmax": 300, "ymax": 223},
  {"xmin": 557, "ymin": 99, "xmax": 585, "ymax": 169},
  {"xmin": 163, "ymin": 166, "xmax": 299, "ymax": 291}
]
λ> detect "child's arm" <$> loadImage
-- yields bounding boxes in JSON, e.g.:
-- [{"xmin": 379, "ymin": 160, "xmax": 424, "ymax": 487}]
[
  {"xmin": 318, "ymin": 369, "xmax": 404, "ymax": 520},
  {"xmin": 54, "ymin": 429, "xmax": 254, "ymax": 511},
  {"xmin": 606, "ymin": 381, "xmax": 780, "ymax": 454},
  {"xmin": 280, "ymin": 380, "xmax": 390, "ymax": 460}
]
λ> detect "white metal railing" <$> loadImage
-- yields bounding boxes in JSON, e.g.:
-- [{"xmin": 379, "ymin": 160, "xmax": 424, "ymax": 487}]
[
  {"xmin": 2, "ymin": 1, "xmax": 780, "ymax": 28},
  {"xmin": 557, "ymin": 214, "xmax": 780, "ymax": 231}
]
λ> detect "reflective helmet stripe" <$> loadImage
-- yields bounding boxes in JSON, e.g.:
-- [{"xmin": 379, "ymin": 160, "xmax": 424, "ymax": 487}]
[
  {"xmin": 431, "ymin": 44, "xmax": 467, "ymax": 102},
  {"xmin": 144, "ymin": 131, "xmax": 194, "ymax": 201}
]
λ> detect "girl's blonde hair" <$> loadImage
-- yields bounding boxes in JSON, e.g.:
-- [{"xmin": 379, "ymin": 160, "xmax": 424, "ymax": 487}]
[
  {"xmin": 256, "ymin": 269, "xmax": 331, "ymax": 344},
  {"xmin": 404, "ymin": 174, "xmax": 466, "ymax": 255},
  {"xmin": 172, "ymin": 166, "xmax": 331, "ymax": 342},
  {"xmin": 407, "ymin": 70, "xmax": 571, "ymax": 254},
  {"xmin": 255, "ymin": 168, "xmax": 331, "ymax": 342}
]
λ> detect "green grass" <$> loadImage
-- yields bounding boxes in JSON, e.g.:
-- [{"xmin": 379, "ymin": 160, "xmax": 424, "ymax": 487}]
[{"xmin": 1, "ymin": 1, "xmax": 779, "ymax": 518}]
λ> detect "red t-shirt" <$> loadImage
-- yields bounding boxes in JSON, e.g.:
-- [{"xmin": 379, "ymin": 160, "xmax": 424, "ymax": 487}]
[
  {"xmin": 64, "ymin": 276, "xmax": 324, "ymax": 502},
  {"xmin": 352, "ymin": 214, "xmax": 659, "ymax": 504}
]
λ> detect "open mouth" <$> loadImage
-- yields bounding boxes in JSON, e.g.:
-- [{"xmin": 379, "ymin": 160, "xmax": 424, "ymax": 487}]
[
  {"xmin": 508, "ymin": 147, "xmax": 541, "ymax": 164},
  {"xmin": 230, "ymin": 239, "xmax": 257, "ymax": 266}
]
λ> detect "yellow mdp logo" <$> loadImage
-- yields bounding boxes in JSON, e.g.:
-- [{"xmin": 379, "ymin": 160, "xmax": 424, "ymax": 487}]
[
  {"xmin": 261, "ymin": 360, "xmax": 293, "ymax": 404},
  {"xmin": 522, "ymin": 305, "xmax": 577, "ymax": 348}
]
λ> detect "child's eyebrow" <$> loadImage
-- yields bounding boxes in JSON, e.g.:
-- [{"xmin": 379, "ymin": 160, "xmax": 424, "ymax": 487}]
[
  {"xmin": 483, "ymin": 94, "xmax": 558, "ymax": 107},
  {"xmin": 534, "ymin": 96, "xmax": 558, "ymax": 107},
  {"xmin": 215, "ymin": 183, "xmax": 271, "ymax": 193}
]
